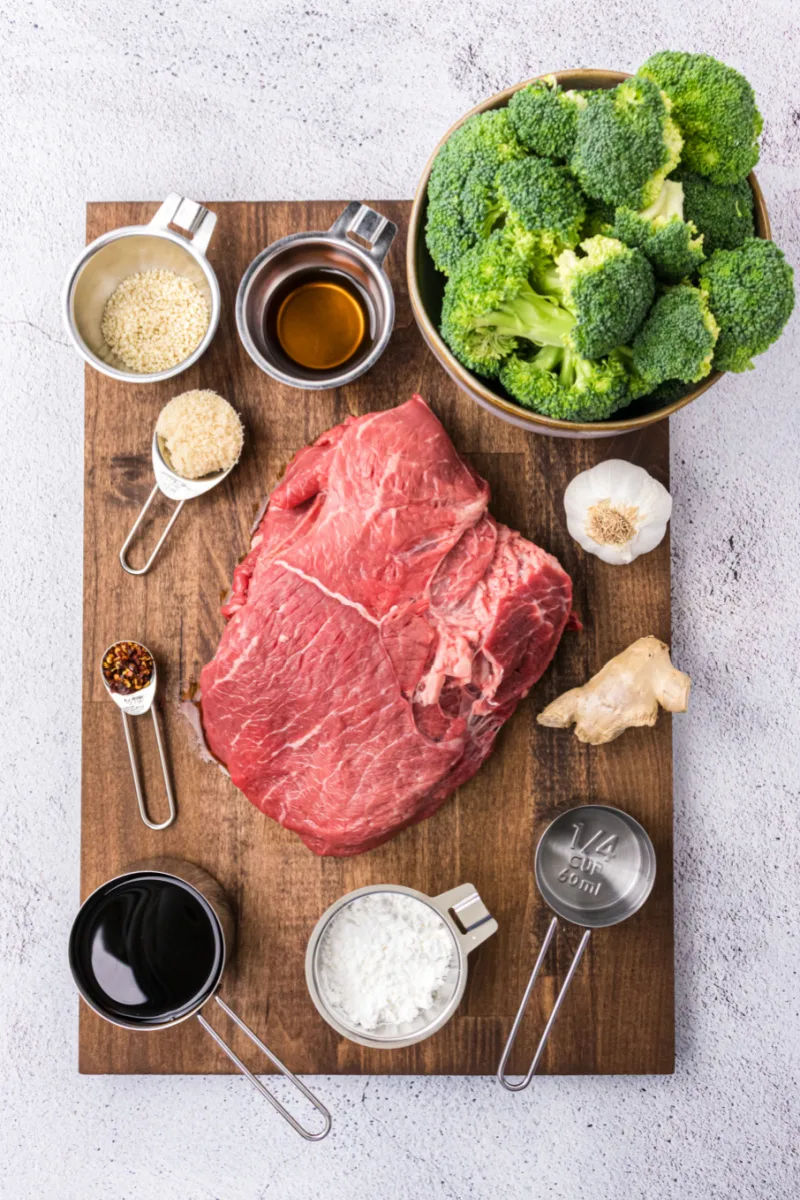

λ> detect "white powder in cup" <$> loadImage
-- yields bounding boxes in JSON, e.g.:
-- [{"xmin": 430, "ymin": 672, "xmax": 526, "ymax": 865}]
[{"xmin": 317, "ymin": 892, "xmax": 455, "ymax": 1032}]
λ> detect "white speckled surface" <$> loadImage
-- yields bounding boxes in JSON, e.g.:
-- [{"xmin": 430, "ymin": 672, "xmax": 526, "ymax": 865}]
[{"xmin": 1, "ymin": 2, "xmax": 799, "ymax": 1196}]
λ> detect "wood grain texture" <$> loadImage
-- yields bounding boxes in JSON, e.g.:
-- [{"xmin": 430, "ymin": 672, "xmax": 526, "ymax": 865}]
[{"xmin": 80, "ymin": 200, "xmax": 674, "ymax": 1076}]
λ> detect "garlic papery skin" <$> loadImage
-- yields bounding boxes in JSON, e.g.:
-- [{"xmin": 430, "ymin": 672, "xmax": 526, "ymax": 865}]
[{"xmin": 564, "ymin": 459, "xmax": 672, "ymax": 565}]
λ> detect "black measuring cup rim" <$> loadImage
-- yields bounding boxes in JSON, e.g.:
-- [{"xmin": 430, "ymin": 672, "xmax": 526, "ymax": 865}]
[{"xmin": 68, "ymin": 866, "xmax": 228, "ymax": 1031}]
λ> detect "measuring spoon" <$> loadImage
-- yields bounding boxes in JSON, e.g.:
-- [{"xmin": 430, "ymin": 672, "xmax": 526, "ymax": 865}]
[
  {"xmin": 119, "ymin": 430, "xmax": 237, "ymax": 576},
  {"xmin": 497, "ymin": 804, "xmax": 656, "ymax": 1090},
  {"xmin": 100, "ymin": 641, "xmax": 176, "ymax": 830}
]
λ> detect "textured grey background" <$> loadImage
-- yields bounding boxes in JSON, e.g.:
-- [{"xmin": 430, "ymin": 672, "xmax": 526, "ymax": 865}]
[{"xmin": 1, "ymin": 1, "xmax": 798, "ymax": 1197}]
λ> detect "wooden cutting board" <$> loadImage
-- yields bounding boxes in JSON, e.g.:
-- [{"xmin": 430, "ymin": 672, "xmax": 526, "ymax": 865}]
[{"xmin": 80, "ymin": 200, "xmax": 674, "ymax": 1075}]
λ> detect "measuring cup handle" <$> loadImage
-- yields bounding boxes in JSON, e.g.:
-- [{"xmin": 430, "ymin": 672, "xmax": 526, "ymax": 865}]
[
  {"xmin": 497, "ymin": 918, "xmax": 591, "ymax": 1092},
  {"xmin": 149, "ymin": 193, "xmax": 218, "ymax": 255},
  {"xmin": 120, "ymin": 708, "xmax": 177, "ymax": 831},
  {"xmin": 431, "ymin": 883, "xmax": 498, "ymax": 952},
  {"xmin": 196, "ymin": 995, "xmax": 331, "ymax": 1141},
  {"xmin": 119, "ymin": 484, "xmax": 185, "ymax": 576},
  {"xmin": 328, "ymin": 201, "xmax": 397, "ymax": 266}
]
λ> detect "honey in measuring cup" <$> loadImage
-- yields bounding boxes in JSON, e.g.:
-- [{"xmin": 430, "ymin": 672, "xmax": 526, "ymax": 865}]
[{"xmin": 268, "ymin": 269, "xmax": 371, "ymax": 372}]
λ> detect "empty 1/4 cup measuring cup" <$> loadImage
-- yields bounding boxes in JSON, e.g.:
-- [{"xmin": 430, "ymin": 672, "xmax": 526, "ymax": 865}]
[
  {"xmin": 497, "ymin": 804, "xmax": 656, "ymax": 1090},
  {"xmin": 69, "ymin": 857, "xmax": 331, "ymax": 1140},
  {"xmin": 119, "ymin": 428, "xmax": 238, "ymax": 576},
  {"xmin": 100, "ymin": 641, "xmax": 176, "ymax": 830}
]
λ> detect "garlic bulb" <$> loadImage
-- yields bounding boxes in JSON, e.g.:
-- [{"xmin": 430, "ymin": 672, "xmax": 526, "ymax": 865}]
[{"xmin": 564, "ymin": 460, "xmax": 672, "ymax": 565}]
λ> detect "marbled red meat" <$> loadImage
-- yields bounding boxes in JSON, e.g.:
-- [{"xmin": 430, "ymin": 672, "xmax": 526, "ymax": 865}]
[{"xmin": 200, "ymin": 396, "xmax": 575, "ymax": 856}]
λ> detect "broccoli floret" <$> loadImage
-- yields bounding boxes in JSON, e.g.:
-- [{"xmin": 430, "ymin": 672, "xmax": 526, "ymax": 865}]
[
  {"xmin": 528, "ymin": 247, "xmax": 563, "ymax": 298},
  {"xmin": 555, "ymin": 235, "xmax": 656, "ymax": 359},
  {"xmin": 583, "ymin": 195, "xmax": 615, "ymax": 239},
  {"xmin": 570, "ymin": 75, "xmax": 683, "ymax": 210},
  {"xmin": 507, "ymin": 75, "xmax": 588, "ymax": 160},
  {"xmin": 698, "ymin": 238, "xmax": 795, "ymax": 372},
  {"xmin": 494, "ymin": 158, "xmax": 586, "ymax": 256},
  {"xmin": 500, "ymin": 345, "xmax": 632, "ymax": 422},
  {"xmin": 439, "ymin": 232, "xmax": 574, "ymax": 377},
  {"xmin": 426, "ymin": 110, "xmax": 526, "ymax": 274},
  {"xmin": 639, "ymin": 51, "xmax": 762, "ymax": 185},
  {"xmin": 609, "ymin": 180, "xmax": 705, "ymax": 283},
  {"xmin": 459, "ymin": 158, "xmax": 504, "ymax": 240},
  {"xmin": 426, "ymin": 202, "xmax": 469, "ymax": 277},
  {"xmin": 675, "ymin": 169, "xmax": 755, "ymax": 256},
  {"xmin": 631, "ymin": 284, "xmax": 719, "ymax": 386},
  {"xmin": 458, "ymin": 156, "xmax": 587, "ymax": 258},
  {"xmin": 646, "ymin": 377, "xmax": 694, "ymax": 406}
]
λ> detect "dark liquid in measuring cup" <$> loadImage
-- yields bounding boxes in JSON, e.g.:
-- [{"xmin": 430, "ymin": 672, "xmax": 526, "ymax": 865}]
[
  {"xmin": 70, "ymin": 874, "xmax": 222, "ymax": 1024},
  {"xmin": 266, "ymin": 268, "xmax": 372, "ymax": 371}
]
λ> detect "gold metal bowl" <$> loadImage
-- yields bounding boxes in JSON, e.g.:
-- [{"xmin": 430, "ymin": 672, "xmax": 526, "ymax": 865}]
[{"xmin": 407, "ymin": 69, "xmax": 771, "ymax": 438}]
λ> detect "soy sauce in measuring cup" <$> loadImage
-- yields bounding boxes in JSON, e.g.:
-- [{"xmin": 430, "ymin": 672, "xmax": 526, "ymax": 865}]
[
  {"xmin": 69, "ymin": 874, "xmax": 223, "ymax": 1024},
  {"xmin": 266, "ymin": 268, "xmax": 372, "ymax": 371}
]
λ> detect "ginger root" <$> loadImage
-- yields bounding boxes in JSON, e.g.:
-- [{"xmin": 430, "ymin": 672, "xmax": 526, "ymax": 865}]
[{"xmin": 537, "ymin": 636, "xmax": 690, "ymax": 745}]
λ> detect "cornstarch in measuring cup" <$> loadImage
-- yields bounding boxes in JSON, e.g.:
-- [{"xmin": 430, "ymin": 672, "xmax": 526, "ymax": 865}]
[{"xmin": 318, "ymin": 893, "xmax": 454, "ymax": 1031}]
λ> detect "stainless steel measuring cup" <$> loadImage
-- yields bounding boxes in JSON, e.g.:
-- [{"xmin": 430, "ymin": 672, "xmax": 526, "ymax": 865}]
[
  {"xmin": 497, "ymin": 805, "xmax": 656, "ymax": 1090},
  {"xmin": 100, "ymin": 641, "xmax": 176, "ymax": 831},
  {"xmin": 62, "ymin": 194, "xmax": 220, "ymax": 383},
  {"xmin": 305, "ymin": 882, "xmax": 497, "ymax": 1049},
  {"xmin": 68, "ymin": 857, "xmax": 331, "ymax": 1141},
  {"xmin": 236, "ymin": 201, "xmax": 397, "ymax": 390},
  {"xmin": 119, "ymin": 428, "xmax": 238, "ymax": 576}
]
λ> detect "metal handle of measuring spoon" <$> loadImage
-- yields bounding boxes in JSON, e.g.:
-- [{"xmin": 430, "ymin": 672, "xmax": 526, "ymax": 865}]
[
  {"xmin": 120, "ymin": 707, "xmax": 177, "ymax": 830},
  {"xmin": 119, "ymin": 484, "xmax": 185, "ymax": 576},
  {"xmin": 196, "ymin": 995, "xmax": 332, "ymax": 1141},
  {"xmin": 497, "ymin": 917, "xmax": 591, "ymax": 1091}
]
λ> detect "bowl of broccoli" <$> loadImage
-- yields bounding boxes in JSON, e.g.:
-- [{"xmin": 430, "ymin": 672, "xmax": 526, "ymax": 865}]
[{"xmin": 407, "ymin": 56, "xmax": 794, "ymax": 437}]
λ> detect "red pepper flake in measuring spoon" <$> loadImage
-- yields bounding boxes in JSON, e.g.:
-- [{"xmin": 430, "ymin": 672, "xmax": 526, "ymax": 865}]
[
  {"xmin": 100, "ymin": 640, "xmax": 176, "ymax": 830},
  {"xmin": 102, "ymin": 640, "xmax": 155, "ymax": 695}
]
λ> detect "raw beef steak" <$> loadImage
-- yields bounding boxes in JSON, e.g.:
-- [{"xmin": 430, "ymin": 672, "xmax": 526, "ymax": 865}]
[{"xmin": 200, "ymin": 396, "xmax": 575, "ymax": 856}]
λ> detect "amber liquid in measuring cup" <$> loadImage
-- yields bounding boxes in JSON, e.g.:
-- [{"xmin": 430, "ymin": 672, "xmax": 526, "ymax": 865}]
[{"xmin": 268, "ymin": 269, "xmax": 371, "ymax": 371}]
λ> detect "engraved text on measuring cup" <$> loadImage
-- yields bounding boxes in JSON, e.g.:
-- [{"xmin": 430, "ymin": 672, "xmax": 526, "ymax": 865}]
[
  {"xmin": 557, "ymin": 822, "xmax": 620, "ymax": 897},
  {"xmin": 558, "ymin": 857, "xmax": 603, "ymax": 895},
  {"xmin": 569, "ymin": 822, "xmax": 618, "ymax": 859}
]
